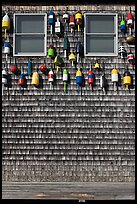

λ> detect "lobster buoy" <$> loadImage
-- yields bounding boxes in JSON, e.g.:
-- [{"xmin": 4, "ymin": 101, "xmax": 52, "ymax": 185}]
[
  {"xmin": 75, "ymin": 41, "xmax": 83, "ymax": 63},
  {"xmin": 39, "ymin": 65, "xmax": 47, "ymax": 74},
  {"xmin": 27, "ymin": 59, "xmax": 32, "ymax": 76},
  {"xmin": 75, "ymin": 10, "xmax": 82, "ymax": 32},
  {"xmin": 126, "ymin": 35, "xmax": 135, "ymax": 45},
  {"xmin": 31, "ymin": 72, "xmax": 39, "ymax": 86},
  {"xmin": 4, "ymin": 41, "xmax": 10, "ymax": 60},
  {"xmin": 69, "ymin": 52, "xmax": 76, "ymax": 67},
  {"xmin": 76, "ymin": 67, "xmax": 83, "ymax": 93},
  {"xmin": 63, "ymin": 69, "xmax": 69, "ymax": 93},
  {"xmin": 120, "ymin": 15, "xmax": 126, "ymax": 37},
  {"xmin": 2, "ymin": 69, "xmax": 8, "ymax": 95},
  {"xmin": 94, "ymin": 60, "xmax": 101, "ymax": 70},
  {"xmin": 18, "ymin": 74, "xmax": 25, "ymax": 86},
  {"xmin": 123, "ymin": 70, "xmax": 131, "ymax": 90},
  {"xmin": 48, "ymin": 69, "xmax": 54, "ymax": 89},
  {"xmin": 63, "ymin": 8, "xmax": 69, "ymax": 25},
  {"xmin": 69, "ymin": 14, "xmax": 75, "ymax": 33},
  {"xmin": 48, "ymin": 8, "xmax": 55, "ymax": 34},
  {"xmin": 54, "ymin": 55, "xmax": 63, "ymax": 73},
  {"xmin": 88, "ymin": 69, "xmax": 94, "ymax": 91},
  {"xmin": 48, "ymin": 44, "xmax": 55, "ymax": 58},
  {"xmin": 55, "ymin": 12, "xmax": 61, "ymax": 36},
  {"xmin": 118, "ymin": 41, "xmax": 126, "ymax": 59},
  {"xmin": 64, "ymin": 34, "xmax": 69, "ymax": 58},
  {"xmin": 2, "ymin": 13, "xmax": 10, "ymax": 39},
  {"xmin": 127, "ymin": 7, "xmax": 134, "ymax": 35},
  {"xmin": 111, "ymin": 68, "xmax": 118, "ymax": 92},
  {"xmin": 10, "ymin": 65, "xmax": 20, "ymax": 75},
  {"xmin": 127, "ymin": 50, "xmax": 134, "ymax": 69},
  {"xmin": 100, "ymin": 73, "xmax": 107, "ymax": 94}
]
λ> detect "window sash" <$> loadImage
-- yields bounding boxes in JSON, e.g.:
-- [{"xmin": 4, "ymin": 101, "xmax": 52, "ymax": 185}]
[
  {"xmin": 13, "ymin": 13, "xmax": 47, "ymax": 56},
  {"xmin": 84, "ymin": 13, "xmax": 118, "ymax": 56}
]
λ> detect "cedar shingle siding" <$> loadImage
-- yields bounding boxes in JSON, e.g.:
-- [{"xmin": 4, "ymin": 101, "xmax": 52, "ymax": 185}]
[{"xmin": 2, "ymin": 4, "xmax": 135, "ymax": 182}]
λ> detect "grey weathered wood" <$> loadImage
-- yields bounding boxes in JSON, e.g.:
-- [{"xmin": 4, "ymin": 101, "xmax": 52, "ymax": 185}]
[{"xmin": 2, "ymin": 182, "xmax": 135, "ymax": 200}]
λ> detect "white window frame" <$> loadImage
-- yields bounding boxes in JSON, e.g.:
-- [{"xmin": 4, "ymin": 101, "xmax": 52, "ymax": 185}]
[
  {"xmin": 13, "ymin": 13, "xmax": 47, "ymax": 56},
  {"xmin": 84, "ymin": 13, "xmax": 118, "ymax": 57}
]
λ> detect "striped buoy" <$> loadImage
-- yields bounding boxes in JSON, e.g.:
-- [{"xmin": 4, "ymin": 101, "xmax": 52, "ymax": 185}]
[
  {"xmin": 63, "ymin": 69, "xmax": 68, "ymax": 93},
  {"xmin": 76, "ymin": 67, "xmax": 83, "ymax": 93},
  {"xmin": 48, "ymin": 69, "xmax": 54, "ymax": 89},
  {"xmin": 88, "ymin": 69, "xmax": 94, "ymax": 91}
]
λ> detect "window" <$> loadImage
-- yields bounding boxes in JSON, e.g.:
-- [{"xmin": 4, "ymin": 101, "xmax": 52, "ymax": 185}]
[
  {"xmin": 13, "ymin": 13, "xmax": 47, "ymax": 56},
  {"xmin": 84, "ymin": 13, "xmax": 118, "ymax": 56}
]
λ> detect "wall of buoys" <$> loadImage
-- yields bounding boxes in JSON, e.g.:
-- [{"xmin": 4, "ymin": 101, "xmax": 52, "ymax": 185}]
[{"xmin": 2, "ymin": 4, "xmax": 135, "ymax": 183}]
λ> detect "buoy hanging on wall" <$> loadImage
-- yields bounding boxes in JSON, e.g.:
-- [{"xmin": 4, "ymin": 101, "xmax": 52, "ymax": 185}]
[
  {"xmin": 4, "ymin": 41, "xmax": 10, "ymax": 60},
  {"xmin": 94, "ymin": 60, "xmax": 101, "ymax": 70},
  {"xmin": 76, "ymin": 66, "xmax": 83, "ymax": 94},
  {"xmin": 48, "ymin": 8, "xmax": 55, "ymax": 35},
  {"xmin": 54, "ymin": 55, "xmax": 63, "ymax": 73},
  {"xmin": 69, "ymin": 51, "xmax": 76, "ymax": 67},
  {"xmin": 31, "ymin": 71, "xmax": 39, "ymax": 87},
  {"xmin": 75, "ymin": 10, "xmax": 82, "ymax": 32},
  {"xmin": 2, "ymin": 69, "xmax": 8, "ymax": 95},
  {"xmin": 118, "ymin": 40, "xmax": 126, "ymax": 59},
  {"xmin": 69, "ymin": 14, "xmax": 75, "ymax": 33},
  {"xmin": 40, "ymin": 65, "xmax": 47, "ymax": 74},
  {"xmin": 123, "ymin": 69, "xmax": 131, "ymax": 90},
  {"xmin": 64, "ymin": 34, "xmax": 69, "ymax": 58},
  {"xmin": 127, "ymin": 7, "xmax": 134, "ymax": 35},
  {"xmin": 120, "ymin": 14, "xmax": 126, "ymax": 37},
  {"xmin": 55, "ymin": 12, "xmax": 61, "ymax": 36},
  {"xmin": 127, "ymin": 49, "xmax": 134, "ymax": 69},
  {"xmin": 48, "ymin": 44, "xmax": 55, "ymax": 59},
  {"xmin": 48, "ymin": 69, "xmax": 54, "ymax": 90},
  {"xmin": 10, "ymin": 65, "xmax": 20, "ymax": 75},
  {"xmin": 111, "ymin": 68, "xmax": 119, "ymax": 92},
  {"xmin": 88, "ymin": 68, "xmax": 94, "ymax": 91},
  {"xmin": 2, "ymin": 13, "xmax": 10, "ymax": 39},
  {"xmin": 63, "ymin": 68, "xmax": 69, "ymax": 93}
]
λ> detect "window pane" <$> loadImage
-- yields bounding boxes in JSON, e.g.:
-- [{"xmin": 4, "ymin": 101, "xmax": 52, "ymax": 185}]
[
  {"xmin": 15, "ymin": 35, "xmax": 44, "ymax": 54},
  {"xmin": 86, "ymin": 35, "xmax": 114, "ymax": 53},
  {"xmin": 15, "ymin": 15, "xmax": 44, "ymax": 33},
  {"xmin": 86, "ymin": 15, "xmax": 114, "ymax": 33}
]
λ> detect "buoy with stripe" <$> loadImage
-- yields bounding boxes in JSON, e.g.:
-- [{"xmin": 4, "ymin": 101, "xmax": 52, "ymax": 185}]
[
  {"xmin": 63, "ymin": 8, "xmax": 69, "ymax": 26},
  {"xmin": 127, "ymin": 50, "xmax": 134, "ymax": 69},
  {"xmin": 100, "ymin": 62, "xmax": 107, "ymax": 94},
  {"xmin": 54, "ymin": 55, "xmax": 63, "ymax": 73},
  {"xmin": 88, "ymin": 68, "xmax": 94, "ymax": 91},
  {"xmin": 64, "ymin": 34, "xmax": 69, "ymax": 58},
  {"xmin": 75, "ymin": 41, "xmax": 83, "ymax": 63},
  {"xmin": 31, "ymin": 71, "xmax": 39, "ymax": 87},
  {"xmin": 100, "ymin": 73, "xmax": 107, "ymax": 94},
  {"xmin": 69, "ymin": 14, "xmax": 75, "ymax": 33},
  {"xmin": 48, "ymin": 44, "xmax": 55, "ymax": 58},
  {"xmin": 120, "ymin": 14, "xmax": 126, "ymax": 37},
  {"xmin": 76, "ymin": 67, "xmax": 83, "ymax": 93},
  {"xmin": 2, "ymin": 69, "xmax": 8, "ymax": 95},
  {"xmin": 127, "ymin": 7, "xmax": 134, "ymax": 35},
  {"xmin": 69, "ymin": 51, "xmax": 76, "ymax": 67},
  {"xmin": 123, "ymin": 69, "xmax": 131, "ymax": 90},
  {"xmin": 111, "ymin": 68, "xmax": 118, "ymax": 92},
  {"xmin": 48, "ymin": 69, "xmax": 54, "ymax": 89},
  {"xmin": 118, "ymin": 40, "xmax": 126, "ymax": 58},
  {"xmin": 48, "ymin": 8, "xmax": 55, "ymax": 34},
  {"xmin": 40, "ymin": 65, "xmax": 47, "ymax": 74},
  {"xmin": 63, "ymin": 69, "xmax": 69, "ymax": 93},
  {"xmin": 2, "ymin": 13, "xmax": 10, "ymax": 39},
  {"xmin": 4, "ymin": 41, "xmax": 10, "ymax": 60},
  {"xmin": 55, "ymin": 12, "xmax": 61, "ymax": 36},
  {"xmin": 75, "ymin": 10, "xmax": 82, "ymax": 32},
  {"xmin": 18, "ymin": 74, "xmax": 25, "ymax": 87}
]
